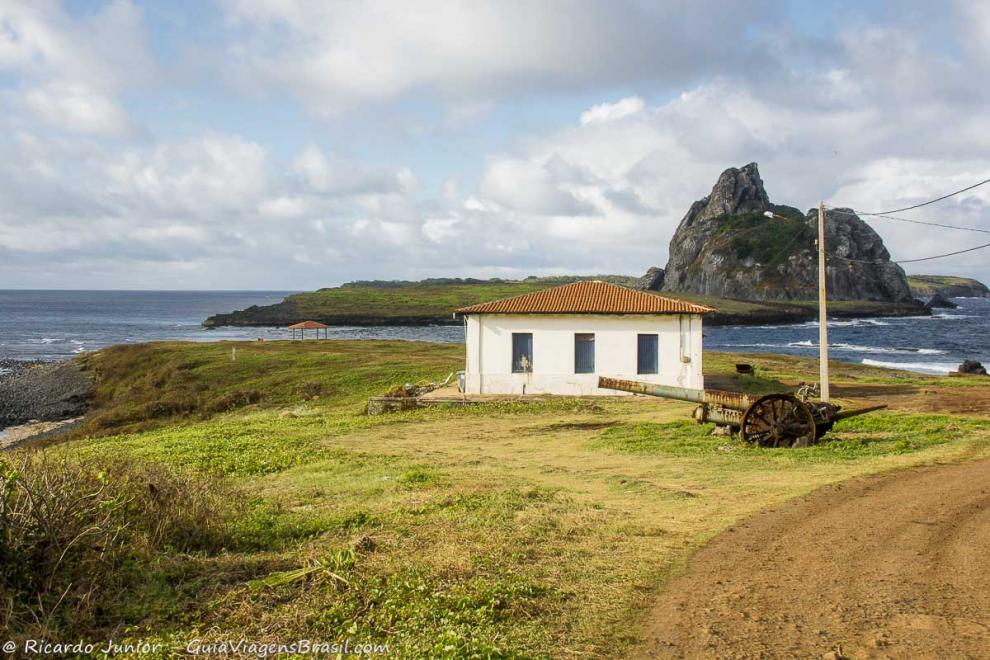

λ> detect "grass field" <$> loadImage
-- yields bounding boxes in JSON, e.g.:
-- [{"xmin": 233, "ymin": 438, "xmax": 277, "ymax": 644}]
[{"xmin": 7, "ymin": 340, "xmax": 990, "ymax": 656}]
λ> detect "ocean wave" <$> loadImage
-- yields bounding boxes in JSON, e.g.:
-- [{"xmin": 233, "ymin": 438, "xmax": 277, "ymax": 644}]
[
  {"xmin": 837, "ymin": 343, "xmax": 946, "ymax": 355},
  {"xmin": 782, "ymin": 340, "xmax": 947, "ymax": 355},
  {"xmin": 862, "ymin": 359, "xmax": 961, "ymax": 375},
  {"xmin": 800, "ymin": 318, "xmax": 891, "ymax": 327}
]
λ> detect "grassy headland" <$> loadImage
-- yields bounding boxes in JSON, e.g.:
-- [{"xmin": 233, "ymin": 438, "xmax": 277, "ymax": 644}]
[
  {"xmin": 203, "ymin": 277, "xmax": 927, "ymax": 328},
  {"xmin": 906, "ymin": 274, "xmax": 990, "ymax": 298},
  {"xmin": 4, "ymin": 340, "xmax": 988, "ymax": 656}
]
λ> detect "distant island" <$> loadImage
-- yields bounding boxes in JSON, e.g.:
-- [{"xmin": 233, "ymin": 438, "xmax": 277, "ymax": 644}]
[
  {"xmin": 204, "ymin": 163, "xmax": 987, "ymax": 329},
  {"xmin": 906, "ymin": 275, "xmax": 990, "ymax": 299},
  {"xmin": 202, "ymin": 276, "xmax": 929, "ymax": 328}
]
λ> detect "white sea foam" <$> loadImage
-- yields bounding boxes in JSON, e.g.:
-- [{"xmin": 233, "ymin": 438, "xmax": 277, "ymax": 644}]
[
  {"xmin": 782, "ymin": 340, "xmax": 947, "ymax": 355},
  {"xmin": 801, "ymin": 318, "xmax": 891, "ymax": 328},
  {"xmin": 862, "ymin": 359, "xmax": 961, "ymax": 375}
]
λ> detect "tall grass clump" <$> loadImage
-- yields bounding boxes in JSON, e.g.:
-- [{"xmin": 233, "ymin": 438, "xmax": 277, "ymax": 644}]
[{"xmin": 0, "ymin": 450, "xmax": 233, "ymax": 639}]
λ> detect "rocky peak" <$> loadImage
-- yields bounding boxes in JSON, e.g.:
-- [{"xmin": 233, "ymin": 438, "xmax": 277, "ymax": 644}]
[
  {"xmin": 661, "ymin": 164, "xmax": 914, "ymax": 303},
  {"xmin": 682, "ymin": 162, "xmax": 770, "ymax": 228}
]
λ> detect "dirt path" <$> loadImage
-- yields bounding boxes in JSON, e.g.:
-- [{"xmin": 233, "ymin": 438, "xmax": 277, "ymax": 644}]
[{"xmin": 640, "ymin": 458, "xmax": 990, "ymax": 658}]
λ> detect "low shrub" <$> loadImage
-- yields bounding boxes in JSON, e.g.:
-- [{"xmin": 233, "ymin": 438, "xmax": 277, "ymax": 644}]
[
  {"xmin": 0, "ymin": 450, "xmax": 234, "ymax": 639},
  {"xmin": 204, "ymin": 389, "xmax": 263, "ymax": 414}
]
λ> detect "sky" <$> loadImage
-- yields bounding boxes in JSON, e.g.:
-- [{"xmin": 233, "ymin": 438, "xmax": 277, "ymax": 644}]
[{"xmin": 2, "ymin": 0, "xmax": 990, "ymax": 290}]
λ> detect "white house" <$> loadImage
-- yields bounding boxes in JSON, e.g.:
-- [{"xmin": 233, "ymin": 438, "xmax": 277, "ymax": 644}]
[{"xmin": 455, "ymin": 280, "xmax": 715, "ymax": 395}]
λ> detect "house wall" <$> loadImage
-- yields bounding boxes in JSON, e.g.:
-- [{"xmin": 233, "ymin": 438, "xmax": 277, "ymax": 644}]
[{"xmin": 463, "ymin": 313, "xmax": 704, "ymax": 395}]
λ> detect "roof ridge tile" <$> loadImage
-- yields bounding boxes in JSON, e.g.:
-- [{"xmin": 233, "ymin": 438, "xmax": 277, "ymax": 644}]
[{"xmin": 454, "ymin": 280, "xmax": 715, "ymax": 315}]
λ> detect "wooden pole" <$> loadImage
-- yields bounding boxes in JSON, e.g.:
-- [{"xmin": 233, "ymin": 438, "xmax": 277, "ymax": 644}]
[{"xmin": 818, "ymin": 201, "xmax": 830, "ymax": 402}]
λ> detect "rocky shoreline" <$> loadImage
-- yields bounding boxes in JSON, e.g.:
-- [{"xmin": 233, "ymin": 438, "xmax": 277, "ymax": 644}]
[{"xmin": 0, "ymin": 359, "xmax": 92, "ymax": 442}]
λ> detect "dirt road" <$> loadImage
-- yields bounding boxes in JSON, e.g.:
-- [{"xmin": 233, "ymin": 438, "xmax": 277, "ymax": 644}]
[{"xmin": 640, "ymin": 458, "xmax": 990, "ymax": 658}]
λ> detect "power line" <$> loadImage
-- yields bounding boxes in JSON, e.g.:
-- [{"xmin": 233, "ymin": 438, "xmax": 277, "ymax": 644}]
[
  {"xmin": 868, "ymin": 212, "xmax": 990, "ymax": 234},
  {"xmin": 826, "ymin": 207, "xmax": 990, "ymax": 235},
  {"xmin": 854, "ymin": 176, "xmax": 990, "ymax": 215},
  {"xmin": 893, "ymin": 241, "xmax": 990, "ymax": 264},
  {"xmin": 829, "ymin": 240, "xmax": 990, "ymax": 265}
]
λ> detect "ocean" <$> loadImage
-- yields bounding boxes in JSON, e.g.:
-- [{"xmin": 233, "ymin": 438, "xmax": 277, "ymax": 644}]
[{"xmin": 0, "ymin": 290, "xmax": 987, "ymax": 375}]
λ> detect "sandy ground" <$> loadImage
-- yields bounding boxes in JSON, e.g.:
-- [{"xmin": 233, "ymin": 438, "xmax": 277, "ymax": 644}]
[
  {"xmin": 639, "ymin": 458, "xmax": 990, "ymax": 658},
  {"xmin": 0, "ymin": 417, "xmax": 81, "ymax": 449}
]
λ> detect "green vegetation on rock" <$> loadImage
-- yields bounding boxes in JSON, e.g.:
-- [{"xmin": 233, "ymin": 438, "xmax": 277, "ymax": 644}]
[{"xmin": 723, "ymin": 208, "xmax": 814, "ymax": 268}]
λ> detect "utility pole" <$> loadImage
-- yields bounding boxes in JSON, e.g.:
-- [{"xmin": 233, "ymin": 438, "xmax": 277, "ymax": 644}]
[{"xmin": 817, "ymin": 201, "xmax": 830, "ymax": 401}]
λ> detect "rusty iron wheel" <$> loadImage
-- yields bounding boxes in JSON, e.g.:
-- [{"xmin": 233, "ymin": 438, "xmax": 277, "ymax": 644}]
[{"xmin": 741, "ymin": 394, "xmax": 817, "ymax": 448}]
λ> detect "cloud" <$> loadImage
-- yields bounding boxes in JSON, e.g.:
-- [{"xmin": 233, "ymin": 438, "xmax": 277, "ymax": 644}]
[
  {"xmin": 21, "ymin": 81, "xmax": 135, "ymax": 136},
  {"xmin": 216, "ymin": 0, "xmax": 780, "ymax": 116},
  {"xmin": 0, "ymin": 0, "xmax": 153, "ymax": 136},
  {"xmin": 292, "ymin": 146, "xmax": 404, "ymax": 196},
  {"xmin": 956, "ymin": 0, "xmax": 990, "ymax": 69},
  {"xmin": 479, "ymin": 155, "xmax": 596, "ymax": 216},
  {"xmin": 580, "ymin": 96, "xmax": 645, "ymax": 125},
  {"xmin": 2, "ymin": 1, "xmax": 990, "ymax": 288},
  {"xmin": 0, "ymin": 128, "xmax": 429, "ymax": 288}
]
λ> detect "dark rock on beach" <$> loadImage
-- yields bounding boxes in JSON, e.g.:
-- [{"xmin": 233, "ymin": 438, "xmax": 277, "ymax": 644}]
[
  {"xmin": 0, "ymin": 360, "xmax": 92, "ymax": 429},
  {"xmin": 958, "ymin": 360, "xmax": 988, "ymax": 376}
]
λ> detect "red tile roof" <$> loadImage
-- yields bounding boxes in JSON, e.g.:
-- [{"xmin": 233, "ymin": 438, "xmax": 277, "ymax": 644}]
[
  {"xmin": 288, "ymin": 320, "xmax": 330, "ymax": 329},
  {"xmin": 455, "ymin": 281, "xmax": 715, "ymax": 315}
]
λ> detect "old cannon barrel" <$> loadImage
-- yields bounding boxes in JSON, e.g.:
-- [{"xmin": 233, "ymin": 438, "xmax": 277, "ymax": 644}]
[
  {"xmin": 833, "ymin": 404, "xmax": 887, "ymax": 421},
  {"xmin": 597, "ymin": 376, "xmax": 756, "ymax": 411}
]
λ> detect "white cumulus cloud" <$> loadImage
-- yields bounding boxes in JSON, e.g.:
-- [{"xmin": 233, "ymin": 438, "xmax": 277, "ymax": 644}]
[{"xmin": 580, "ymin": 96, "xmax": 645, "ymax": 125}]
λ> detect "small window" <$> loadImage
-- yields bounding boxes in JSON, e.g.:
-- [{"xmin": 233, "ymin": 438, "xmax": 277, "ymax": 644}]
[
  {"xmin": 512, "ymin": 333, "xmax": 533, "ymax": 373},
  {"xmin": 637, "ymin": 334, "xmax": 658, "ymax": 374},
  {"xmin": 574, "ymin": 333, "xmax": 595, "ymax": 374}
]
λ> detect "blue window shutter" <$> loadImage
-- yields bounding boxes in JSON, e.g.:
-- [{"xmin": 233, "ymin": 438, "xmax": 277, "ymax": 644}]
[
  {"xmin": 637, "ymin": 334, "xmax": 658, "ymax": 374},
  {"xmin": 574, "ymin": 333, "xmax": 595, "ymax": 373}
]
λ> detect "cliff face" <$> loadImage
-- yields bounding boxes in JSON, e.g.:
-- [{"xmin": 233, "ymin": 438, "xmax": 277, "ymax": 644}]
[{"xmin": 661, "ymin": 163, "xmax": 914, "ymax": 302}]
